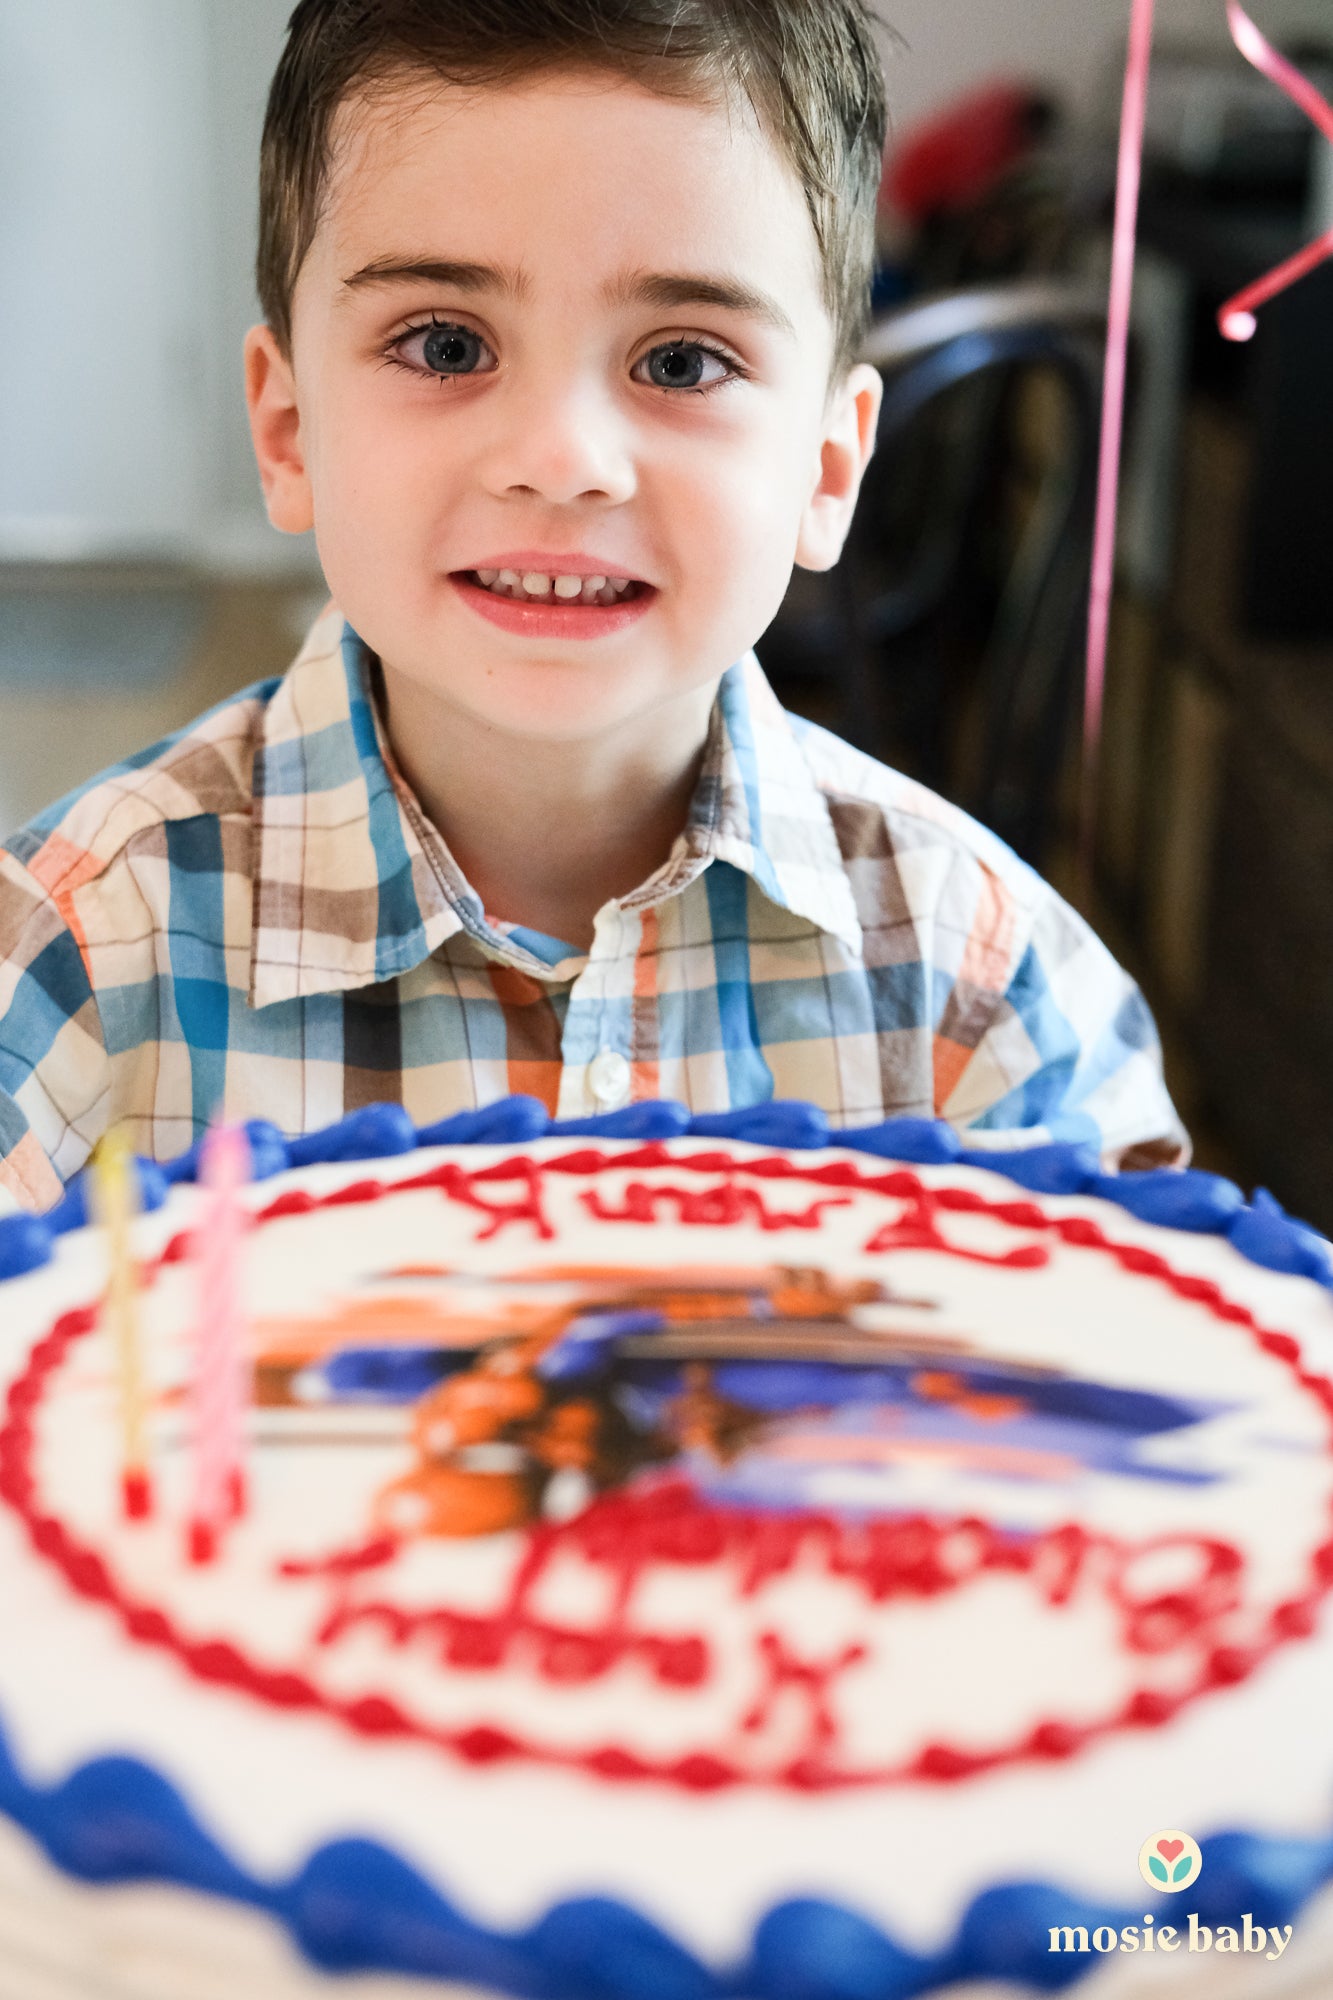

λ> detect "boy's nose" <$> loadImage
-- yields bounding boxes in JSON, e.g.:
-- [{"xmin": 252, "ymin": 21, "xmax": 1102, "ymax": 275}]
[{"xmin": 476, "ymin": 379, "xmax": 637, "ymax": 508}]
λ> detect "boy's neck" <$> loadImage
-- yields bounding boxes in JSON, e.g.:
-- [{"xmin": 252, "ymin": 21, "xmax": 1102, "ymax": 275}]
[{"xmin": 380, "ymin": 669, "xmax": 718, "ymax": 954}]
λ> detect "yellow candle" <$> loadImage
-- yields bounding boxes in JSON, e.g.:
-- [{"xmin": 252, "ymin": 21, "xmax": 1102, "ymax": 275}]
[{"xmin": 90, "ymin": 1128, "xmax": 152, "ymax": 1519}]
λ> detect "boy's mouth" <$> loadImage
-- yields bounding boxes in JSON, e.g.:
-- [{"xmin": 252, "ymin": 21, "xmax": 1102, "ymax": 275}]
[
  {"xmin": 449, "ymin": 565, "xmax": 656, "ymax": 640},
  {"xmin": 460, "ymin": 567, "xmax": 646, "ymax": 607}
]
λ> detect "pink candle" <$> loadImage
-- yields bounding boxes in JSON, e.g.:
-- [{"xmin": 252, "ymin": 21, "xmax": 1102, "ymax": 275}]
[{"xmin": 188, "ymin": 1122, "xmax": 252, "ymax": 1564}]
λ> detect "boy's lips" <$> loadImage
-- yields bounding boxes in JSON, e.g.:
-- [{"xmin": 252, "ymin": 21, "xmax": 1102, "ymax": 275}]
[
  {"xmin": 448, "ymin": 559, "xmax": 656, "ymax": 639},
  {"xmin": 462, "ymin": 550, "xmax": 649, "ymax": 582}
]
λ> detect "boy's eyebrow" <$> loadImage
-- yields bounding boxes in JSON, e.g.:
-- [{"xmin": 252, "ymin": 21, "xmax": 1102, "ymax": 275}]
[
  {"xmin": 339, "ymin": 257, "xmax": 531, "ymax": 301},
  {"xmin": 603, "ymin": 270, "xmax": 796, "ymax": 338},
  {"xmin": 338, "ymin": 257, "xmax": 794, "ymax": 336}
]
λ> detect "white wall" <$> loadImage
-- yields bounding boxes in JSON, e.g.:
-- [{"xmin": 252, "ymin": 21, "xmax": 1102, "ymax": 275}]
[
  {"xmin": 0, "ymin": 0, "xmax": 310, "ymax": 573},
  {"xmin": 199, "ymin": 0, "xmax": 306, "ymax": 566},
  {"xmin": 0, "ymin": 2, "xmax": 212, "ymax": 558}
]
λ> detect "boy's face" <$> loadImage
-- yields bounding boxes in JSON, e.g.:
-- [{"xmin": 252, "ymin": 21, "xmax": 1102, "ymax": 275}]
[{"xmin": 246, "ymin": 70, "xmax": 880, "ymax": 748}]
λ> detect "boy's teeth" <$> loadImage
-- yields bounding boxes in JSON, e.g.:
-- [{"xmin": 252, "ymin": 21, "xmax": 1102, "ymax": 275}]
[{"xmin": 471, "ymin": 568, "xmax": 637, "ymax": 602}]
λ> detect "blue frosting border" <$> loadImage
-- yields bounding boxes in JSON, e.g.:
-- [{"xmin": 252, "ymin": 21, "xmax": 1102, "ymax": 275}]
[
  {"xmin": 6, "ymin": 1731, "xmax": 1333, "ymax": 1998},
  {"xmin": 4, "ymin": 1097, "xmax": 1329, "ymax": 1288},
  {"xmin": 3, "ymin": 1098, "xmax": 1333, "ymax": 1996}
]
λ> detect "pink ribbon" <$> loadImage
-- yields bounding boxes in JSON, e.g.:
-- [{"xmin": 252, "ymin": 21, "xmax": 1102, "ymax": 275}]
[
  {"xmin": 1084, "ymin": 2, "xmax": 1333, "ymax": 863},
  {"xmin": 1082, "ymin": 0, "xmax": 1156, "ymax": 867},
  {"xmin": 1217, "ymin": 1, "xmax": 1333, "ymax": 341}
]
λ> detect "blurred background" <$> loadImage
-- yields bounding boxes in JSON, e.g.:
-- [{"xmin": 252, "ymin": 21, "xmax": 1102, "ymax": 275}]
[{"xmin": 2, "ymin": 1, "xmax": 1332, "ymax": 1216}]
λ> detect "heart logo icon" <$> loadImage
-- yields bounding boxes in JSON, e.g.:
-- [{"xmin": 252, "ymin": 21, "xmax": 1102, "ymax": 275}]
[{"xmin": 1140, "ymin": 1830, "xmax": 1201, "ymax": 1891}]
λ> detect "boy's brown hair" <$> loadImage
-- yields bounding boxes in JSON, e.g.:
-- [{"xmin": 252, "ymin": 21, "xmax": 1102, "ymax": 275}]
[{"xmin": 257, "ymin": 0, "xmax": 889, "ymax": 379}]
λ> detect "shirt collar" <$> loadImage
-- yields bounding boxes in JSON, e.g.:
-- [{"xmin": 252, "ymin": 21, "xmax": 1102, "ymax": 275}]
[
  {"xmin": 663, "ymin": 654, "xmax": 863, "ymax": 954},
  {"xmin": 249, "ymin": 613, "xmax": 861, "ymax": 1008}
]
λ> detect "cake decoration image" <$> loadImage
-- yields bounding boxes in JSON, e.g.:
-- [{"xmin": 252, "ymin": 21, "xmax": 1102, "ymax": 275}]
[{"xmin": 245, "ymin": 1251, "xmax": 1253, "ymax": 1547}]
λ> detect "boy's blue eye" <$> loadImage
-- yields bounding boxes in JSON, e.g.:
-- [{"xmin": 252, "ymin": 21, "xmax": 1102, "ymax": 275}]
[
  {"xmin": 638, "ymin": 343, "xmax": 730, "ymax": 391},
  {"xmin": 419, "ymin": 323, "xmax": 489, "ymax": 375}
]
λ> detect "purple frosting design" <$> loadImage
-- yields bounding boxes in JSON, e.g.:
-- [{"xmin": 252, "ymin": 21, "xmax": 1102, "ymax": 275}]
[{"xmin": 2, "ymin": 1097, "xmax": 1333, "ymax": 1994}]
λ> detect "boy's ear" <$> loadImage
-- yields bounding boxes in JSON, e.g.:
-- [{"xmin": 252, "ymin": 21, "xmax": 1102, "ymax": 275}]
[
  {"xmin": 243, "ymin": 324, "xmax": 315, "ymax": 535},
  {"xmin": 793, "ymin": 363, "xmax": 882, "ymax": 573}
]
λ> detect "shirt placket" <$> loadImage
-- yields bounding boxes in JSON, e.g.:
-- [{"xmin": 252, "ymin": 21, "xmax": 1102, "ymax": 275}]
[{"xmin": 555, "ymin": 903, "xmax": 645, "ymax": 1118}]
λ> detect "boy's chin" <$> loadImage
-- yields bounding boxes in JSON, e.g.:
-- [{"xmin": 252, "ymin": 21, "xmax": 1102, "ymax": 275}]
[
  {"xmin": 385, "ymin": 655, "xmax": 704, "ymax": 747},
  {"xmin": 465, "ymin": 677, "xmax": 695, "ymax": 747}
]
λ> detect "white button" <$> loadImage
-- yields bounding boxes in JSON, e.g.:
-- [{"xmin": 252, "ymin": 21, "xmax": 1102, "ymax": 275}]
[{"xmin": 588, "ymin": 1048, "xmax": 631, "ymax": 1110}]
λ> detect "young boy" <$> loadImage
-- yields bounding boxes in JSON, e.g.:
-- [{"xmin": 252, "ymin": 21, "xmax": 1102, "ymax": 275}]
[{"xmin": 0, "ymin": 0, "xmax": 1185, "ymax": 1214}]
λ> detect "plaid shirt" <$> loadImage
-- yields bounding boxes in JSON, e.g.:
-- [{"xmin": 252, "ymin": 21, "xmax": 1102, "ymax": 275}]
[{"xmin": 0, "ymin": 605, "xmax": 1184, "ymax": 1212}]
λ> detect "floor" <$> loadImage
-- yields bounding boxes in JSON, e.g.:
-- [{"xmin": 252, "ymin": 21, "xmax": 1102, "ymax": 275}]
[{"xmin": 0, "ymin": 565, "xmax": 1238, "ymax": 1184}]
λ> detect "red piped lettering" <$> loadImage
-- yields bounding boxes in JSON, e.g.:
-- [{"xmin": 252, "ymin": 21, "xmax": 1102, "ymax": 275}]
[
  {"xmin": 436, "ymin": 1159, "xmax": 555, "ymax": 1242},
  {"xmin": 0, "ymin": 1140, "xmax": 1330, "ymax": 1800},
  {"xmin": 580, "ymin": 1181, "xmax": 851, "ymax": 1232},
  {"xmin": 741, "ymin": 1630, "xmax": 867, "ymax": 1753}
]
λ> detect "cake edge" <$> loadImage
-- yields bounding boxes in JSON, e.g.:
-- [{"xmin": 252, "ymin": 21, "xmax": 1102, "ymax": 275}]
[{"xmin": 2, "ymin": 1097, "xmax": 1333, "ymax": 1999}]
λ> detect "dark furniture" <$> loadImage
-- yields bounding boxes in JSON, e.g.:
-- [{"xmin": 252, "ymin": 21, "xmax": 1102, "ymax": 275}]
[
  {"xmin": 1139, "ymin": 181, "xmax": 1333, "ymax": 639},
  {"xmin": 1099, "ymin": 381, "xmax": 1333, "ymax": 1230},
  {"xmin": 759, "ymin": 281, "xmax": 1106, "ymax": 867}
]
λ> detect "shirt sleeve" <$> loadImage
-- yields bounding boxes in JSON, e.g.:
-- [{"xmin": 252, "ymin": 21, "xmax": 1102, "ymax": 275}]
[
  {"xmin": 940, "ymin": 876, "xmax": 1189, "ymax": 1168},
  {"xmin": 0, "ymin": 850, "xmax": 111, "ymax": 1211}
]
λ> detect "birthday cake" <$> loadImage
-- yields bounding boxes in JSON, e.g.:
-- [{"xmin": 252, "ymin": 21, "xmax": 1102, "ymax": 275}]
[{"xmin": 2, "ymin": 1097, "xmax": 1333, "ymax": 1999}]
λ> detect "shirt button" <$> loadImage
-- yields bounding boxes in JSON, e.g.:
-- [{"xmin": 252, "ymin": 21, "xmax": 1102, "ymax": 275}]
[{"xmin": 588, "ymin": 1048, "xmax": 631, "ymax": 1110}]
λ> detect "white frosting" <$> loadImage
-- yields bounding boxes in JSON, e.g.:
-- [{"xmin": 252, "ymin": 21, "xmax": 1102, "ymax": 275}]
[
  {"xmin": 3, "ymin": 1139, "xmax": 1333, "ymax": 1984},
  {"xmin": 0, "ymin": 1811, "xmax": 480, "ymax": 2000}
]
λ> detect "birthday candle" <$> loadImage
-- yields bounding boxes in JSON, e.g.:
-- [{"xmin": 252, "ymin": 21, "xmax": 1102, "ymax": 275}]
[
  {"xmin": 90, "ymin": 1128, "xmax": 153, "ymax": 1520},
  {"xmin": 188, "ymin": 1122, "xmax": 252, "ymax": 1564}
]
